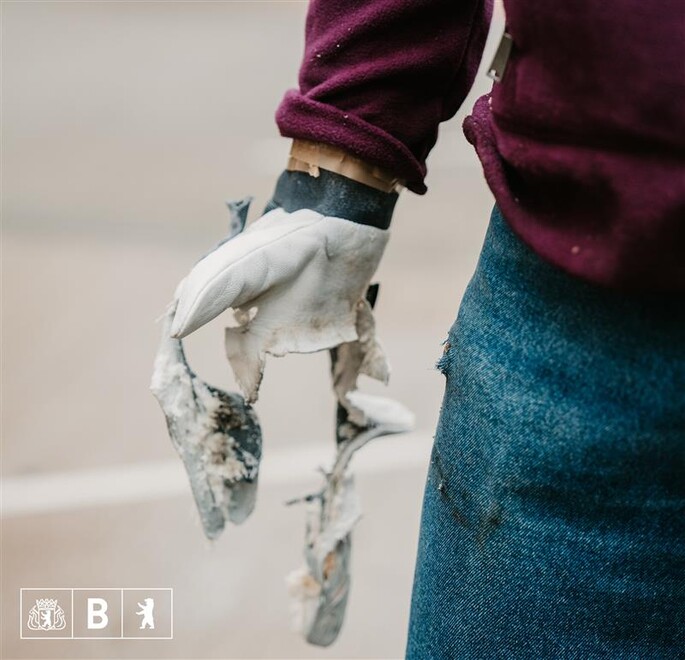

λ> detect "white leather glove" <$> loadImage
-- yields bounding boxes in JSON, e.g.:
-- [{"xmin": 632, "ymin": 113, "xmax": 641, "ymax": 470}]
[{"xmin": 171, "ymin": 207, "xmax": 390, "ymax": 402}]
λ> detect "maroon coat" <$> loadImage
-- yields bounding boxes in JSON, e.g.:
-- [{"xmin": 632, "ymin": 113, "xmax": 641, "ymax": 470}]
[{"xmin": 276, "ymin": 0, "xmax": 685, "ymax": 290}]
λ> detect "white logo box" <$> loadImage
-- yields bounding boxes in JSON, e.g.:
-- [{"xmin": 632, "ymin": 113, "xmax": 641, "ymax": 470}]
[{"xmin": 20, "ymin": 588, "xmax": 173, "ymax": 640}]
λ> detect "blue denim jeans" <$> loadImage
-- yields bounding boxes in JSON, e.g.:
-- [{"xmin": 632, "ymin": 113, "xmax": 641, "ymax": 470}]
[{"xmin": 406, "ymin": 207, "xmax": 685, "ymax": 659}]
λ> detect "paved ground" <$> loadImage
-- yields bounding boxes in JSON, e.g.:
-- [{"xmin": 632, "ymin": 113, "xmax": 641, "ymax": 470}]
[{"xmin": 2, "ymin": 2, "xmax": 503, "ymax": 658}]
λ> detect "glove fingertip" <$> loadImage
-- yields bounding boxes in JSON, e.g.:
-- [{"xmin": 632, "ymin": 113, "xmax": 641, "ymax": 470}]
[{"xmin": 169, "ymin": 313, "xmax": 190, "ymax": 339}]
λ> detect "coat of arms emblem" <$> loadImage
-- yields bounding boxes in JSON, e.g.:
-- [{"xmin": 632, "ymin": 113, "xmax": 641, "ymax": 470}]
[{"xmin": 27, "ymin": 598, "xmax": 67, "ymax": 631}]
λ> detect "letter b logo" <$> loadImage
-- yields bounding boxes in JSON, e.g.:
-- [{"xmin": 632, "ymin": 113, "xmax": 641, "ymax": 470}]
[
  {"xmin": 87, "ymin": 598, "xmax": 108, "ymax": 629},
  {"xmin": 71, "ymin": 590, "xmax": 120, "ymax": 637}
]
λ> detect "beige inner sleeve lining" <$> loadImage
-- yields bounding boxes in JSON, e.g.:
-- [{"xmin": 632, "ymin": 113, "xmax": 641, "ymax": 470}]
[{"xmin": 287, "ymin": 139, "xmax": 404, "ymax": 194}]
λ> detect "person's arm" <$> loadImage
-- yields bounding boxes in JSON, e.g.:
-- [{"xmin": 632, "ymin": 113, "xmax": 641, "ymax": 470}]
[
  {"xmin": 276, "ymin": 0, "xmax": 494, "ymax": 194},
  {"xmin": 171, "ymin": 1, "xmax": 494, "ymax": 404}
]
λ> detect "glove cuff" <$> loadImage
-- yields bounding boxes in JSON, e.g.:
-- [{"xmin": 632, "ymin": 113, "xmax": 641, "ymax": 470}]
[{"xmin": 266, "ymin": 169, "xmax": 398, "ymax": 230}]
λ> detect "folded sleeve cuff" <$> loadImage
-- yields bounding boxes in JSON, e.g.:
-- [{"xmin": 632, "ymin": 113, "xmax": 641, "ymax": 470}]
[{"xmin": 276, "ymin": 90, "xmax": 428, "ymax": 195}]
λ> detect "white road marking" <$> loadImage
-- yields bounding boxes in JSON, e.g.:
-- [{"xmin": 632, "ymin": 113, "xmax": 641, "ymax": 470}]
[{"xmin": 1, "ymin": 432, "xmax": 433, "ymax": 518}]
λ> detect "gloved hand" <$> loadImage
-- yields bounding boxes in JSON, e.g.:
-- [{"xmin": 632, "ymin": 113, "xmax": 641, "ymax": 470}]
[{"xmin": 170, "ymin": 167, "xmax": 397, "ymax": 403}]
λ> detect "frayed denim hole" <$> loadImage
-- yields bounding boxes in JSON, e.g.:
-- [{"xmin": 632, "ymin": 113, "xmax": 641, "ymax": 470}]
[
  {"xmin": 430, "ymin": 446, "xmax": 503, "ymax": 541},
  {"xmin": 429, "ymin": 445, "xmax": 471, "ymax": 529},
  {"xmin": 436, "ymin": 338, "xmax": 453, "ymax": 376}
]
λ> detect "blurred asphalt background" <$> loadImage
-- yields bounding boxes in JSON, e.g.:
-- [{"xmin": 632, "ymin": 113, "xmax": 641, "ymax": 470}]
[{"xmin": 2, "ymin": 2, "xmax": 503, "ymax": 658}]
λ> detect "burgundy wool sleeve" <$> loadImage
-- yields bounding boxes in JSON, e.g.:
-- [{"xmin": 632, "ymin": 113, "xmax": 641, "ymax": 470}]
[{"xmin": 276, "ymin": 0, "xmax": 493, "ymax": 194}]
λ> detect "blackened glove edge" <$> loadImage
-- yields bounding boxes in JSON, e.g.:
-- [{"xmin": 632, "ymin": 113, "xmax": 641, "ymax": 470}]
[{"xmin": 265, "ymin": 169, "xmax": 398, "ymax": 229}]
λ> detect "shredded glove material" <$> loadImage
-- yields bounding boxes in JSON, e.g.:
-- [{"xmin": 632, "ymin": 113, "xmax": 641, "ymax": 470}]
[
  {"xmin": 150, "ymin": 201, "xmax": 263, "ymax": 540},
  {"xmin": 151, "ymin": 197, "xmax": 413, "ymax": 648},
  {"xmin": 286, "ymin": 286, "xmax": 415, "ymax": 647}
]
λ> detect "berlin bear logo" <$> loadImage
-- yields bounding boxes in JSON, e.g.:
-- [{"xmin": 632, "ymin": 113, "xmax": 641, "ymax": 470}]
[{"xmin": 136, "ymin": 597, "xmax": 155, "ymax": 630}]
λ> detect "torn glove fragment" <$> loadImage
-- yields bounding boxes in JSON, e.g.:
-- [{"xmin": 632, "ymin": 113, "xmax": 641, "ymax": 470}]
[
  {"xmin": 150, "ymin": 198, "xmax": 263, "ymax": 540},
  {"xmin": 286, "ymin": 286, "xmax": 414, "ymax": 647}
]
